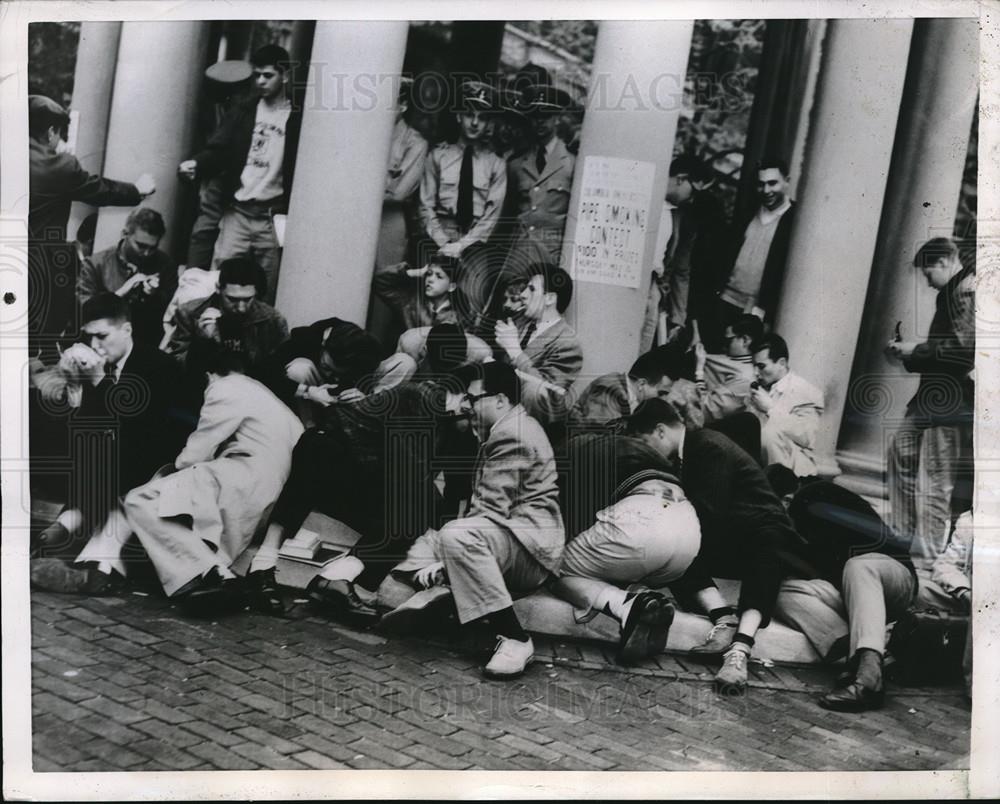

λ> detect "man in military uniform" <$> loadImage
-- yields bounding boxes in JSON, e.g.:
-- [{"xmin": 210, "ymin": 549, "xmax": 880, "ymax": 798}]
[
  {"xmin": 419, "ymin": 81, "xmax": 507, "ymax": 263},
  {"xmin": 503, "ymin": 84, "xmax": 576, "ymax": 274}
]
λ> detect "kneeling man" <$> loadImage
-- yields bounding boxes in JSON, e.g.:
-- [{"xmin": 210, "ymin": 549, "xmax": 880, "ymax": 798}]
[
  {"xmin": 552, "ymin": 428, "xmax": 701, "ymax": 664},
  {"xmin": 124, "ymin": 340, "xmax": 303, "ymax": 613},
  {"xmin": 381, "ymin": 361, "xmax": 564, "ymax": 679}
]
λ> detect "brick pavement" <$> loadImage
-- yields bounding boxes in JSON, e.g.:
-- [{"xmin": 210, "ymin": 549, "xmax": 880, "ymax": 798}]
[{"xmin": 30, "ymin": 590, "xmax": 971, "ymax": 773}]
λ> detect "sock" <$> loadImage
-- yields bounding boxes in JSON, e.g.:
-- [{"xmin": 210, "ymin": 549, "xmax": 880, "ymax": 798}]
[
  {"xmin": 854, "ymin": 647, "xmax": 882, "ymax": 687},
  {"xmin": 249, "ymin": 546, "xmax": 279, "ymax": 574},
  {"xmin": 489, "ymin": 607, "xmax": 528, "ymax": 642},
  {"xmin": 732, "ymin": 632, "xmax": 755, "ymax": 651},
  {"xmin": 709, "ymin": 606, "xmax": 737, "ymax": 624},
  {"xmin": 56, "ymin": 509, "xmax": 84, "ymax": 534},
  {"xmin": 595, "ymin": 588, "xmax": 629, "ymax": 621},
  {"xmin": 216, "ymin": 565, "xmax": 236, "ymax": 581}
]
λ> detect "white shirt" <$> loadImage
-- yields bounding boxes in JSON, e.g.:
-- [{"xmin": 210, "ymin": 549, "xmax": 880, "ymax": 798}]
[
  {"xmin": 234, "ymin": 99, "xmax": 291, "ymax": 203},
  {"xmin": 526, "ymin": 315, "xmax": 561, "ymax": 346}
]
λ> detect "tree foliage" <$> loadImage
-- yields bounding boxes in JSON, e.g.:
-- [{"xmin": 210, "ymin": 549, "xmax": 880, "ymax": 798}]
[{"xmin": 28, "ymin": 21, "xmax": 80, "ymax": 107}]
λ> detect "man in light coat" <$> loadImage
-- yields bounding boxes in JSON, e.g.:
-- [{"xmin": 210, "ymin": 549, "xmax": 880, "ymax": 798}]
[
  {"xmin": 748, "ymin": 333, "xmax": 824, "ymax": 478},
  {"xmin": 381, "ymin": 361, "xmax": 564, "ymax": 679},
  {"xmin": 124, "ymin": 340, "xmax": 303, "ymax": 613}
]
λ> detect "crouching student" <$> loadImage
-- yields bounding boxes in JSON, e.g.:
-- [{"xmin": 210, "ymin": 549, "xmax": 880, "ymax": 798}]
[
  {"xmin": 550, "ymin": 427, "xmax": 701, "ymax": 665},
  {"xmin": 123, "ymin": 340, "xmax": 303, "ymax": 615},
  {"xmin": 380, "ymin": 361, "xmax": 564, "ymax": 680}
]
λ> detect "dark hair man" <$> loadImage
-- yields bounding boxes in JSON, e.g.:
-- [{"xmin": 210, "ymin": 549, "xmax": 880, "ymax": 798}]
[
  {"xmin": 178, "ymin": 45, "xmax": 302, "ymax": 304},
  {"xmin": 494, "ymin": 263, "xmax": 582, "ymax": 429},
  {"xmin": 28, "ymin": 94, "xmax": 154, "ymax": 357},
  {"xmin": 884, "ymin": 236, "xmax": 974, "ymax": 570},
  {"xmin": 747, "ymin": 332, "xmax": 824, "ymax": 478},
  {"xmin": 711, "ymin": 157, "xmax": 795, "ymax": 338},
  {"xmin": 30, "ymin": 293, "xmax": 183, "ymax": 595},
  {"xmin": 625, "ymin": 398, "xmax": 804, "ymax": 695},
  {"xmin": 77, "ymin": 207, "xmax": 178, "ymax": 345},
  {"xmin": 163, "ymin": 256, "xmax": 288, "ymax": 372},
  {"xmin": 381, "ymin": 361, "xmax": 565, "ymax": 680},
  {"xmin": 569, "ymin": 348, "xmax": 674, "ymax": 428}
]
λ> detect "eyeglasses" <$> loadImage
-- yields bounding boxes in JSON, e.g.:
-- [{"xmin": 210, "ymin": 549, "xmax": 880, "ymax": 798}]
[{"xmin": 464, "ymin": 391, "xmax": 496, "ymax": 406}]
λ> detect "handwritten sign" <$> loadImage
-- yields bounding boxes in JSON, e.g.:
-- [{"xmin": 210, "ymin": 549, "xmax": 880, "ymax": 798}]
[{"xmin": 571, "ymin": 156, "xmax": 656, "ymax": 288}]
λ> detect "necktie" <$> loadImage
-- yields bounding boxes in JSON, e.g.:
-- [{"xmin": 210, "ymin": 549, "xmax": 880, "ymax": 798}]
[
  {"xmin": 536, "ymin": 144, "xmax": 547, "ymax": 174},
  {"xmin": 104, "ymin": 361, "xmax": 117, "ymax": 385},
  {"xmin": 456, "ymin": 145, "xmax": 475, "ymax": 233},
  {"xmin": 519, "ymin": 321, "xmax": 537, "ymax": 350}
]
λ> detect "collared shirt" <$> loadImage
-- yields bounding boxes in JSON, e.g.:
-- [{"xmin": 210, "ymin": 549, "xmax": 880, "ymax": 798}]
[
  {"xmin": 526, "ymin": 315, "xmax": 562, "ymax": 346},
  {"xmin": 677, "ymin": 426, "xmax": 686, "ymax": 464},
  {"xmin": 385, "ymin": 118, "xmax": 430, "ymax": 202},
  {"xmin": 108, "ymin": 340, "xmax": 134, "ymax": 384},
  {"xmin": 625, "ymin": 375, "xmax": 641, "ymax": 413}
]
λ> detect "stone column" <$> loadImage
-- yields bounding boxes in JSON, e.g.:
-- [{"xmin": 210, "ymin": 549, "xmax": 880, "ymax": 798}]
[
  {"xmin": 559, "ymin": 21, "xmax": 694, "ymax": 382},
  {"xmin": 93, "ymin": 21, "xmax": 211, "ymax": 259},
  {"xmin": 277, "ymin": 21, "xmax": 409, "ymax": 327},
  {"xmin": 66, "ymin": 22, "xmax": 122, "ymax": 241},
  {"xmin": 772, "ymin": 18, "xmax": 915, "ymax": 476},
  {"xmin": 837, "ymin": 18, "xmax": 979, "ymax": 493}
]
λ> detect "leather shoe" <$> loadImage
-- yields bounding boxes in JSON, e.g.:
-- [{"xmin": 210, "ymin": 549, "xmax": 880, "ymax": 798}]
[
  {"xmin": 247, "ymin": 567, "xmax": 286, "ymax": 616},
  {"xmin": 617, "ymin": 591, "xmax": 674, "ymax": 666},
  {"xmin": 306, "ymin": 576, "xmax": 378, "ymax": 624},
  {"xmin": 483, "ymin": 636, "xmax": 534, "ymax": 679},
  {"xmin": 818, "ymin": 681, "xmax": 885, "ymax": 712},
  {"xmin": 175, "ymin": 568, "xmax": 247, "ymax": 617},
  {"xmin": 378, "ymin": 585, "xmax": 454, "ymax": 634}
]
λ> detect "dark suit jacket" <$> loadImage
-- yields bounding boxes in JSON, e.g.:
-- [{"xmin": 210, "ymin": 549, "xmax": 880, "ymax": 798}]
[
  {"xmin": 678, "ymin": 427, "xmax": 810, "ymax": 624},
  {"xmin": 560, "ymin": 432, "xmax": 680, "ymax": 540},
  {"xmin": 190, "ymin": 97, "xmax": 303, "ymax": 211},
  {"xmin": 258, "ymin": 317, "xmax": 381, "ymax": 408},
  {"xmin": 29, "ymin": 139, "xmax": 140, "ymax": 243},
  {"xmin": 75, "ymin": 341, "xmax": 187, "ymax": 498}
]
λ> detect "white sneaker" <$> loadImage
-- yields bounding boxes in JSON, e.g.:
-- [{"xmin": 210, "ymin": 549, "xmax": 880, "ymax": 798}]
[{"xmin": 483, "ymin": 635, "xmax": 534, "ymax": 679}]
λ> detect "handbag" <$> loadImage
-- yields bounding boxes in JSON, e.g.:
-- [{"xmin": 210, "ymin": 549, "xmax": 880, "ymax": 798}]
[{"xmin": 887, "ymin": 607, "xmax": 969, "ymax": 684}]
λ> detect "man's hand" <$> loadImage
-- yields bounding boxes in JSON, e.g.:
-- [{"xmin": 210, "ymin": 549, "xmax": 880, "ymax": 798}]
[
  {"xmin": 177, "ymin": 160, "xmax": 198, "ymax": 182},
  {"xmin": 306, "ymin": 385, "xmax": 339, "ymax": 407},
  {"xmin": 335, "ymin": 388, "xmax": 366, "ymax": 404},
  {"xmin": 414, "ymin": 561, "xmax": 446, "ymax": 590},
  {"xmin": 59, "ymin": 343, "xmax": 105, "ymax": 385},
  {"xmin": 116, "ymin": 272, "xmax": 149, "ymax": 297},
  {"xmin": 405, "ymin": 265, "xmax": 428, "ymax": 279},
  {"xmin": 134, "ymin": 173, "xmax": 156, "ymax": 198},
  {"xmin": 439, "ymin": 241, "xmax": 462, "ymax": 258},
  {"xmin": 956, "ymin": 587, "xmax": 972, "ymax": 613},
  {"xmin": 494, "ymin": 318, "xmax": 522, "ymax": 357},
  {"xmin": 141, "ymin": 274, "xmax": 160, "ymax": 296},
  {"xmin": 885, "ymin": 340, "xmax": 917, "ymax": 361},
  {"xmin": 196, "ymin": 307, "xmax": 222, "ymax": 340},
  {"xmin": 748, "ymin": 386, "xmax": 773, "ymax": 413}
]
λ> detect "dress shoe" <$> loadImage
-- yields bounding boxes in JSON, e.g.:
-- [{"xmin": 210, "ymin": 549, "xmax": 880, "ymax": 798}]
[
  {"xmin": 378, "ymin": 585, "xmax": 454, "ymax": 634},
  {"xmin": 818, "ymin": 680, "xmax": 885, "ymax": 712},
  {"xmin": 306, "ymin": 576, "xmax": 378, "ymax": 623},
  {"xmin": 483, "ymin": 635, "xmax": 534, "ymax": 679},
  {"xmin": 689, "ymin": 616, "xmax": 739, "ymax": 659},
  {"xmin": 30, "ymin": 558, "xmax": 123, "ymax": 596},
  {"xmin": 714, "ymin": 644, "xmax": 750, "ymax": 695},
  {"xmin": 247, "ymin": 567, "xmax": 286, "ymax": 616},
  {"xmin": 31, "ymin": 522, "xmax": 72, "ymax": 559},
  {"xmin": 617, "ymin": 591, "xmax": 674, "ymax": 666},
  {"xmin": 175, "ymin": 568, "xmax": 247, "ymax": 618}
]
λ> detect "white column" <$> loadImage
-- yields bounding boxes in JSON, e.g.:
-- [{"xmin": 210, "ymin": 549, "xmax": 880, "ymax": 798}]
[
  {"xmin": 773, "ymin": 18, "xmax": 915, "ymax": 476},
  {"xmin": 93, "ymin": 21, "xmax": 210, "ymax": 258},
  {"xmin": 277, "ymin": 21, "xmax": 409, "ymax": 327},
  {"xmin": 66, "ymin": 22, "xmax": 121, "ymax": 240},
  {"xmin": 560, "ymin": 21, "xmax": 694, "ymax": 381},
  {"xmin": 837, "ymin": 18, "xmax": 979, "ymax": 490}
]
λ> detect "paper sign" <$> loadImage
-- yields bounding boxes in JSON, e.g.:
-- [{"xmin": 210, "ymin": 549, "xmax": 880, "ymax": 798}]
[{"xmin": 571, "ymin": 155, "xmax": 656, "ymax": 288}]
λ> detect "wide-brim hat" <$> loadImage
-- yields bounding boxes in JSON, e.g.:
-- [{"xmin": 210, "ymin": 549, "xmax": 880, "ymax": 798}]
[
  {"xmin": 204, "ymin": 60, "xmax": 253, "ymax": 84},
  {"xmin": 459, "ymin": 80, "xmax": 500, "ymax": 113},
  {"xmin": 524, "ymin": 84, "xmax": 574, "ymax": 114}
]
